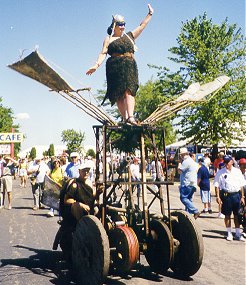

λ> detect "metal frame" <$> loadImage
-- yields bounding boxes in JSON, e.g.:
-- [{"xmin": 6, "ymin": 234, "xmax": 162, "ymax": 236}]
[{"xmin": 93, "ymin": 124, "xmax": 174, "ymax": 241}]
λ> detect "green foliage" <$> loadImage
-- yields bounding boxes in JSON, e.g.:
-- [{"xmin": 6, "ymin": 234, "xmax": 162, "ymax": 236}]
[
  {"xmin": 135, "ymin": 79, "xmax": 176, "ymax": 145},
  {"xmin": 0, "ymin": 98, "xmax": 16, "ymax": 132},
  {"xmin": 109, "ymin": 126, "xmax": 142, "ymax": 153},
  {"xmin": 0, "ymin": 97, "xmax": 21, "ymax": 155},
  {"xmin": 97, "ymin": 88, "xmax": 120, "ymax": 120},
  {"xmin": 29, "ymin": 147, "xmax": 36, "ymax": 159},
  {"xmin": 61, "ymin": 129, "xmax": 85, "ymax": 155},
  {"xmin": 159, "ymin": 13, "xmax": 245, "ymax": 149},
  {"xmin": 48, "ymin": 144, "xmax": 55, "ymax": 156},
  {"xmin": 86, "ymin": 148, "xmax": 96, "ymax": 158}
]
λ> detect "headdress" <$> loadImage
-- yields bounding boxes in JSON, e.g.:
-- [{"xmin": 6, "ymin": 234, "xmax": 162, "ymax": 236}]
[
  {"xmin": 113, "ymin": 14, "xmax": 125, "ymax": 25},
  {"xmin": 107, "ymin": 14, "xmax": 125, "ymax": 35}
]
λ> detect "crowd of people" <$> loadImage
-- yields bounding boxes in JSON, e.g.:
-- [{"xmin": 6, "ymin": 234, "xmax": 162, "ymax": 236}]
[
  {"xmin": 0, "ymin": 152, "xmax": 96, "ymax": 216},
  {"xmin": 177, "ymin": 147, "xmax": 246, "ymax": 241},
  {"xmin": 1, "ymin": 147, "xmax": 245, "ymax": 242}
]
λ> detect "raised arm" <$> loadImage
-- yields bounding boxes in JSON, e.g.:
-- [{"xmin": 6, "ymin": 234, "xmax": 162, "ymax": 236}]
[
  {"xmin": 86, "ymin": 36, "xmax": 110, "ymax": 75},
  {"xmin": 132, "ymin": 3, "xmax": 154, "ymax": 40}
]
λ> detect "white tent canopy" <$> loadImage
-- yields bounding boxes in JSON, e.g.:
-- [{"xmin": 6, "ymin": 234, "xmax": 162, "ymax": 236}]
[
  {"xmin": 166, "ymin": 139, "xmax": 192, "ymax": 148},
  {"xmin": 166, "ymin": 137, "xmax": 246, "ymax": 150}
]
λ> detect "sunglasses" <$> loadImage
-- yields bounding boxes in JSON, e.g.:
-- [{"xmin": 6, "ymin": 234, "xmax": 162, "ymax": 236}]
[{"xmin": 116, "ymin": 22, "xmax": 125, "ymax": 27}]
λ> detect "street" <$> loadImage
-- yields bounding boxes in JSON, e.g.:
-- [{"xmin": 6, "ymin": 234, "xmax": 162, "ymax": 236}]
[{"xmin": 0, "ymin": 178, "xmax": 245, "ymax": 285}]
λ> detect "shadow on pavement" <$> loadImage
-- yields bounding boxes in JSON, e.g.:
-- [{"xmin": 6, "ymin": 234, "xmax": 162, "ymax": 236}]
[
  {"xmin": 18, "ymin": 197, "xmax": 33, "ymax": 200},
  {"xmin": 106, "ymin": 263, "xmax": 192, "ymax": 284},
  {"xmin": 202, "ymin": 229, "xmax": 226, "ymax": 239},
  {"xmin": 0, "ymin": 245, "xmax": 193, "ymax": 285},
  {"xmin": 0, "ymin": 244, "xmax": 75, "ymax": 284},
  {"xmin": 28, "ymin": 213, "xmax": 50, "ymax": 217},
  {"xmin": 198, "ymin": 215, "xmax": 218, "ymax": 219},
  {"xmin": 12, "ymin": 206, "xmax": 33, "ymax": 210}
]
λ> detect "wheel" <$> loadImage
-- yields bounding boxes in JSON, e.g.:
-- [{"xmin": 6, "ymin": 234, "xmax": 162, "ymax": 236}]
[
  {"xmin": 109, "ymin": 226, "xmax": 139, "ymax": 273},
  {"xmin": 145, "ymin": 219, "xmax": 174, "ymax": 273},
  {"xmin": 171, "ymin": 210, "xmax": 204, "ymax": 277},
  {"xmin": 72, "ymin": 215, "xmax": 110, "ymax": 285}
]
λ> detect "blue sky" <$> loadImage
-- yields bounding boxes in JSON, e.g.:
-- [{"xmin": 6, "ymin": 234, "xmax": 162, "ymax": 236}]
[{"xmin": 1, "ymin": 0, "xmax": 245, "ymax": 152}]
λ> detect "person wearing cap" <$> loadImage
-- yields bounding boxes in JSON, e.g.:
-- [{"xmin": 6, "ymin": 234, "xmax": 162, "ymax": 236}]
[
  {"xmin": 214, "ymin": 155, "xmax": 246, "ymax": 241},
  {"xmin": 197, "ymin": 157, "xmax": 212, "ymax": 214},
  {"xmin": 27, "ymin": 156, "xmax": 50, "ymax": 210},
  {"xmin": 239, "ymin": 158, "xmax": 246, "ymax": 237},
  {"xmin": 58, "ymin": 162, "xmax": 103, "ymax": 262},
  {"xmin": 0, "ymin": 156, "xmax": 19, "ymax": 210},
  {"xmin": 178, "ymin": 147, "xmax": 200, "ymax": 219},
  {"xmin": 86, "ymin": 4, "xmax": 154, "ymax": 125},
  {"xmin": 64, "ymin": 152, "xmax": 80, "ymax": 179}
]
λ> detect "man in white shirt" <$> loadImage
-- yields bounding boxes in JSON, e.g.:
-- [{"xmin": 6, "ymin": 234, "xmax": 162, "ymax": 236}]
[
  {"xmin": 28, "ymin": 157, "xmax": 50, "ymax": 210},
  {"xmin": 214, "ymin": 155, "xmax": 245, "ymax": 241}
]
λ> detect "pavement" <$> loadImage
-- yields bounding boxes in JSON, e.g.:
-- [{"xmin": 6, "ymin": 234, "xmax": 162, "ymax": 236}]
[{"xmin": 0, "ymin": 177, "xmax": 245, "ymax": 285}]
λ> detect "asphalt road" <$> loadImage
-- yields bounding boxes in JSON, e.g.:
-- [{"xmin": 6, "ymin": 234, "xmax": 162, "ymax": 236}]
[{"xmin": 0, "ymin": 178, "xmax": 245, "ymax": 285}]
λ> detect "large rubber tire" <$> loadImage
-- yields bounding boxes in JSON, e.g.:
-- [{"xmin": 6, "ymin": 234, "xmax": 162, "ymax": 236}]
[
  {"xmin": 72, "ymin": 215, "xmax": 110, "ymax": 285},
  {"xmin": 145, "ymin": 219, "xmax": 174, "ymax": 273},
  {"xmin": 109, "ymin": 226, "xmax": 139, "ymax": 273},
  {"xmin": 171, "ymin": 210, "xmax": 204, "ymax": 277}
]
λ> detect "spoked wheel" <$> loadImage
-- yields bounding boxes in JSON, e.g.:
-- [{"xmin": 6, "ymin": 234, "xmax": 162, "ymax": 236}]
[
  {"xmin": 109, "ymin": 226, "xmax": 139, "ymax": 273},
  {"xmin": 171, "ymin": 210, "xmax": 204, "ymax": 277},
  {"xmin": 72, "ymin": 215, "xmax": 110, "ymax": 285},
  {"xmin": 145, "ymin": 219, "xmax": 174, "ymax": 273}
]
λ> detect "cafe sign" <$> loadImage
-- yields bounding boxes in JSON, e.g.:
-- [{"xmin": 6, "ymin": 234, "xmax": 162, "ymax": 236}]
[{"xmin": 0, "ymin": 133, "xmax": 24, "ymax": 143}]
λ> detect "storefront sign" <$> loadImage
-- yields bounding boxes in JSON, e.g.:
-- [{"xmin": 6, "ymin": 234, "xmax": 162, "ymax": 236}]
[
  {"xmin": 0, "ymin": 133, "xmax": 23, "ymax": 143},
  {"xmin": 0, "ymin": 144, "xmax": 11, "ymax": 154}
]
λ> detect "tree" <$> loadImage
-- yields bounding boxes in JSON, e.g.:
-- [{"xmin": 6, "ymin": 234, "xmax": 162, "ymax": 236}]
[
  {"xmin": 0, "ymin": 97, "xmax": 21, "ymax": 157},
  {"xmin": 61, "ymin": 129, "xmax": 85, "ymax": 155},
  {"xmin": 29, "ymin": 147, "xmax": 36, "ymax": 160},
  {"xmin": 157, "ymin": 13, "xmax": 245, "ymax": 157},
  {"xmin": 135, "ymin": 79, "xmax": 176, "ymax": 145},
  {"xmin": 48, "ymin": 144, "xmax": 55, "ymax": 157},
  {"xmin": 86, "ymin": 148, "xmax": 96, "ymax": 158}
]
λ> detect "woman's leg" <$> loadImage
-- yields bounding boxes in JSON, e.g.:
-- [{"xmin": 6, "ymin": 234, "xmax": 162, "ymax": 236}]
[
  {"xmin": 116, "ymin": 91, "xmax": 136, "ymax": 120},
  {"xmin": 124, "ymin": 91, "xmax": 135, "ymax": 120},
  {"xmin": 7, "ymin": 191, "xmax": 12, "ymax": 209},
  {"xmin": 20, "ymin": 176, "xmax": 24, "ymax": 187},
  {"xmin": 24, "ymin": 175, "xmax": 27, "ymax": 187},
  {"xmin": 117, "ymin": 96, "xmax": 127, "ymax": 120}
]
